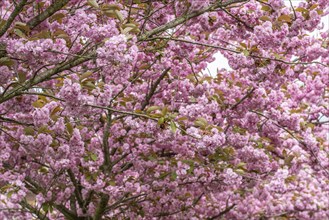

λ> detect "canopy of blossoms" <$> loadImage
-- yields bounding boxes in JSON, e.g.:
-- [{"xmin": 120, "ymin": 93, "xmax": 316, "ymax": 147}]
[{"xmin": 0, "ymin": 0, "xmax": 328, "ymax": 219}]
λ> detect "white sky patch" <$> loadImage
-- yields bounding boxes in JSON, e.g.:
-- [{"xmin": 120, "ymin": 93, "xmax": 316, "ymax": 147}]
[
  {"xmin": 205, "ymin": 0, "xmax": 329, "ymax": 74},
  {"xmin": 203, "ymin": 0, "xmax": 329, "ymax": 128}
]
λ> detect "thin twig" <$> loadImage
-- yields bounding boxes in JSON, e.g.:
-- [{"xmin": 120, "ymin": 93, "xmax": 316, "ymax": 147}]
[
  {"xmin": 230, "ymin": 87, "xmax": 255, "ymax": 110},
  {"xmin": 140, "ymin": 67, "xmax": 171, "ymax": 110},
  {"xmin": 289, "ymin": 0, "xmax": 297, "ymax": 20}
]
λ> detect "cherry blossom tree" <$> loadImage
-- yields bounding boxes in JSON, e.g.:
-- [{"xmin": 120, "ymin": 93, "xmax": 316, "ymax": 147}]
[{"xmin": 0, "ymin": 0, "xmax": 328, "ymax": 219}]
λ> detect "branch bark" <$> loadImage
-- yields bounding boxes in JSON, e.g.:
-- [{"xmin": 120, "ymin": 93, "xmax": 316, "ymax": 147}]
[
  {"xmin": 0, "ymin": 48, "xmax": 96, "ymax": 104},
  {"xmin": 20, "ymin": 200, "xmax": 50, "ymax": 220},
  {"xmin": 0, "ymin": 0, "xmax": 27, "ymax": 38},
  {"xmin": 207, "ymin": 204, "xmax": 236, "ymax": 220},
  {"xmin": 140, "ymin": 67, "xmax": 170, "ymax": 110},
  {"xmin": 27, "ymin": 0, "xmax": 70, "ymax": 30},
  {"xmin": 67, "ymin": 169, "xmax": 85, "ymax": 212},
  {"xmin": 138, "ymin": 0, "xmax": 248, "ymax": 41},
  {"xmin": 101, "ymin": 110, "xmax": 112, "ymax": 172},
  {"xmin": 93, "ymin": 194, "xmax": 110, "ymax": 220}
]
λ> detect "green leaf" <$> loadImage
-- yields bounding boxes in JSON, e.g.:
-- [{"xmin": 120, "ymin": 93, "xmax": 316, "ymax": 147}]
[
  {"xmin": 285, "ymin": 155, "xmax": 294, "ymax": 167},
  {"xmin": 285, "ymin": 175, "xmax": 296, "ymax": 184},
  {"xmin": 261, "ymin": 5, "xmax": 272, "ymax": 11},
  {"xmin": 39, "ymin": 166, "xmax": 49, "ymax": 173},
  {"xmin": 38, "ymin": 125, "xmax": 50, "ymax": 133},
  {"xmin": 7, "ymin": 190, "xmax": 15, "ymax": 198},
  {"xmin": 194, "ymin": 117, "xmax": 208, "ymax": 128},
  {"xmin": 29, "ymin": 30, "xmax": 51, "ymax": 40},
  {"xmin": 309, "ymin": 4, "xmax": 318, "ymax": 10},
  {"xmin": 122, "ymin": 23, "xmax": 137, "ymax": 29},
  {"xmin": 13, "ymin": 28, "xmax": 27, "ymax": 38},
  {"xmin": 114, "ymin": 10, "xmax": 124, "ymax": 22},
  {"xmin": 90, "ymin": 153, "xmax": 98, "ymax": 161},
  {"xmin": 240, "ymin": 42, "xmax": 247, "ymax": 48},
  {"xmin": 17, "ymin": 71, "xmax": 26, "ymax": 83},
  {"xmin": 107, "ymin": 4, "xmax": 121, "ymax": 10},
  {"xmin": 0, "ymin": 20, "xmax": 6, "ymax": 29},
  {"xmin": 50, "ymin": 106, "xmax": 61, "ymax": 120},
  {"xmin": 170, "ymin": 121, "xmax": 177, "ymax": 133},
  {"xmin": 170, "ymin": 171, "xmax": 177, "ymax": 181},
  {"xmin": 295, "ymin": 7, "xmax": 308, "ymax": 13},
  {"xmin": 177, "ymin": 116, "xmax": 188, "ymax": 121},
  {"xmin": 278, "ymin": 14, "xmax": 292, "ymax": 23},
  {"xmin": 259, "ymin": 16, "xmax": 271, "ymax": 21},
  {"xmin": 49, "ymin": 13, "xmax": 66, "ymax": 23},
  {"xmin": 158, "ymin": 117, "xmax": 165, "ymax": 126},
  {"xmin": 85, "ymin": 173, "xmax": 92, "ymax": 181},
  {"xmin": 101, "ymin": 3, "xmax": 121, "ymax": 10},
  {"xmin": 149, "ymin": 113, "xmax": 163, "ymax": 118},
  {"xmin": 82, "ymin": 80, "xmax": 96, "ymax": 90},
  {"xmin": 14, "ymin": 22, "xmax": 30, "ymax": 33},
  {"xmin": 103, "ymin": 10, "xmax": 116, "ymax": 18},
  {"xmin": 161, "ymin": 106, "xmax": 168, "ymax": 116},
  {"xmin": 80, "ymin": 71, "xmax": 93, "ymax": 81},
  {"xmin": 236, "ymin": 162, "xmax": 247, "ymax": 169},
  {"xmin": 0, "ymin": 57, "xmax": 15, "ymax": 67},
  {"xmin": 235, "ymin": 169, "xmax": 245, "ymax": 175},
  {"xmin": 1, "ymin": 184, "xmax": 13, "ymax": 192},
  {"xmin": 109, "ymin": 180, "xmax": 116, "ymax": 186},
  {"xmin": 146, "ymin": 106, "xmax": 160, "ymax": 113},
  {"xmin": 122, "ymin": 27, "xmax": 134, "ymax": 34},
  {"xmin": 243, "ymin": 49, "xmax": 250, "ymax": 56},
  {"xmin": 87, "ymin": 0, "xmax": 99, "ymax": 8},
  {"xmin": 32, "ymin": 100, "xmax": 46, "ymax": 108},
  {"xmin": 42, "ymin": 203, "xmax": 50, "ymax": 212},
  {"xmin": 24, "ymin": 127, "xmax": 35, "ymax": 136},
  {"xmin": 66, "ymin": 122, "xmax": 73, "ymax": 135},
  {"xmin": 159, "ymin": 172, "xmax": 171, "ymax": 180}
]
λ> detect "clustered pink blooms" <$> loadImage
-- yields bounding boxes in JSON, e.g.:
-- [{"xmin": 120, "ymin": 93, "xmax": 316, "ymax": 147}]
[{"xmin": 0, "ymin": 0, "xmax": 328, "ymax": 219}]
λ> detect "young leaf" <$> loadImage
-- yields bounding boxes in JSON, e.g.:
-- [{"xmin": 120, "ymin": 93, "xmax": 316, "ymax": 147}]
[
  {"xmin": 170, "ymin": 121, "xmax": 177, "ymax": 133},
  {"xmin": 88, "ymin": 0, "xmax": 99, "ymax": 8},
  {"xmin": 278, "ymin": 14, "xmax": 292, "ymax": 23}
]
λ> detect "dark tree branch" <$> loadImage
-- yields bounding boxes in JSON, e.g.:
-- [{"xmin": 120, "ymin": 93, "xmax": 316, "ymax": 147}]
[
  {"xmin": 141, "ymin": 67, "xmax": 170, "ymax": 110},
  {"xmin": 67, "ymin": 169, "xmax": 85, "ymax": 212},
  {"xmin": 0, "ymin": 47, "xmax": 96, "ymax": 104},
  {"xmin": 20, "ymin": 200, "xmax": 50, "ymax": 220},
  {"xmin": 0, "ymin": 115, "xmax": 33, "ymax": 126},
  {"xmin": 27, "ymin": 0, "xmax": 70, "ymax": 30},
  {"xmin": 230, "ymin": 87, "xmax": 255, "ymax": 110},
  {"xmin": 101, "ymin": 110, "xmax": 112, "ymax": 172},
  {"xmin": 94, "ymin": 194, "xmax": 110, "ymax": 220},
  {"xmin": 0, "ymin": 0, "xmax": 27, "ymax": 38},
  {"xmin": 138, "ymin": 0, "xmax": 248, "ymax": 41},
  {"xmin": 208, "ymin": 204, "xmax": 236, "ymax": 220}
]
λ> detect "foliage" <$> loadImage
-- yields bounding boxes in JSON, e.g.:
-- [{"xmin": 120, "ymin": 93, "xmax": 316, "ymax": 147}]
[{"xmin": 0, "ymin": 0, "xmax": 329, "ymax": 219}]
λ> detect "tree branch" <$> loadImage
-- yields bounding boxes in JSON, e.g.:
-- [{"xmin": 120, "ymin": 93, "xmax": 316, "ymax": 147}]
[
  {"xmin": 27, "ymin": 0, "xmax": 70, "ymax": 30},
  {"xmin": 207, "ymin": 204, "xmax": 236, "ymax": 220},
  {"xmin": 138, "ymin": 0, "xmax": 248, "ymax": 41},
  {"xmin": 20, "ymin": 200, "xmax": 50, "ymax": 220},
  {"xmin": 140, "ymin": 67, "xmax": 170, "ymax": 110},
  {"xmin": 93, "ymin": 194, "xmax": 109, "ymax": 220},
  {"xmin": 0, "ymin": 48, "xmax": 96, "ymax": 104},
  {"xmin": 230, "ymin": 87, "xmax": 255, "ymax": 110},
  {"xmin": 101, "ymin": 110, "xmax": 112, "ymax": 172},
  {"xmin": 0, "ymin": 115, "xmax": 33, "ymax": 126},
  {"xmin": 0, "ymin": 0, "xmax": 27, "ymax": 38},
  {"xmin": 67, "ymin": 169, "xmax": 85, "ymax": 213}
]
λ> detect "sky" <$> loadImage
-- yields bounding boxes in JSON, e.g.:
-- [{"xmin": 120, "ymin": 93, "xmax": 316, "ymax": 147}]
[
  {"xmin": 206, "ymin": 0, "xmax": 329, "ymax": 73},
  {"xmin": 205, "ymin": 0, "xmax": 329, "ymax": 127}
]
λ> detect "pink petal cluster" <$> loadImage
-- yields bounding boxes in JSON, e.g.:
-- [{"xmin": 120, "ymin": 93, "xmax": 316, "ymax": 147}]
[{"xmin": 0, "ymin": 0, "xmax": 328, "ymax": 219}]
